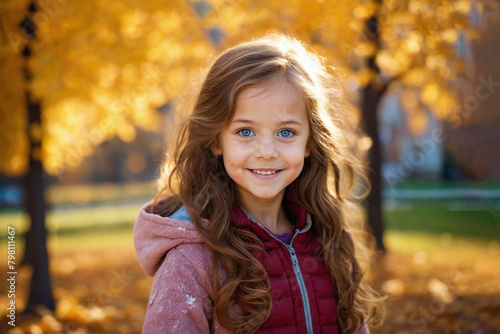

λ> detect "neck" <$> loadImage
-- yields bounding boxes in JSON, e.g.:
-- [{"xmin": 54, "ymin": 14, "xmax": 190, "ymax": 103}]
[{"xmin": 239, "ymin": 194, "xmax": 292, "ymax": 234}]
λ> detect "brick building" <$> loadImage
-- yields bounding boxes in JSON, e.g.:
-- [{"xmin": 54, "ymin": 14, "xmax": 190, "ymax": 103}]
[
  {"xmin": 381, "ymin": 4, "xmax": 500, "ymax": 183},
  {"xmin": 445, "ymin": 4, "xmax": 500, "ymax": 180}
]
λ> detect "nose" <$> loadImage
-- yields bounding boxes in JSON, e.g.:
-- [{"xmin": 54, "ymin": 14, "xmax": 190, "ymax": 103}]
[{"xmin": 255, "ymin": 133, "xmax": 278, "ymax": 160}]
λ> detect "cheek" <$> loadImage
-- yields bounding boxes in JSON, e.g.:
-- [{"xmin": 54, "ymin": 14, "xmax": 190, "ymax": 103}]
[
  {"xmin": 293, "ymin": 159, "xmax": 306, "ymax": 173},
  {"xmin": 285, "ymin": 145, "xmax": 309, "ymax": 163},
  {"xmin": 222, "ymin": 147, "xmax": 247, "ymax": 169}
]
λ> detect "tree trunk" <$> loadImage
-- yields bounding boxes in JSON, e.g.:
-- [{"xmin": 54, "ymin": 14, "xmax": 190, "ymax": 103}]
[
  {"xmin": 23, "ymin": 93, "xmax": 55, "ymax": 313},
  {"xmin": 361, "ymin": 8, "xmax": 386, "ymax": 252},
  {"xmin": 361, "ymin": 84, "xmax": 385, "ymax": 252},
  {"xmin": 21, "ymin": 2, "xmax": 56, "ymax": 312}
]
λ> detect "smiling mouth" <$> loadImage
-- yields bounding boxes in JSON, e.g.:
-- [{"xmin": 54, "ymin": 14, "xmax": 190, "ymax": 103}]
[{"xmin": 251, "ymin": 169, "xmax": 281, "ymax": 175}]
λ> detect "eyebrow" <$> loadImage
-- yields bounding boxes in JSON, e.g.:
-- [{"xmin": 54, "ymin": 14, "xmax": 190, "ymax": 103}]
[{"xmin": 231, "ymin": 118, "xmax": 304, "ymax": 126}]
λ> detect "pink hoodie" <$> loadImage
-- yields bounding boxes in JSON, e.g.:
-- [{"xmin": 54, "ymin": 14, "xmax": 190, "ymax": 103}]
[
  {"xmin": 134, "ymin": 201, "xmax": 370, "ymax": 334},
  {"xmin": 134, "ymin": 201, "xmax": 231, "ymax": 333}
]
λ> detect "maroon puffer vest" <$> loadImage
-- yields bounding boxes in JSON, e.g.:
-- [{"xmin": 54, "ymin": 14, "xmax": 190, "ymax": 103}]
[{"xmin": 231, "ymin": 200, "xmax": 339, "ymax": 334}]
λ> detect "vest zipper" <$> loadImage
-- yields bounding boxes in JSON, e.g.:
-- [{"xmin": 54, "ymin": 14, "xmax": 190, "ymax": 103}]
[
  {"xmin": 286, "ymin": 241, "xmax": 315, "ymax": 334},
  {"xmin": 241, "ymin": 209, "xmax": 315, "ymax": 334}
]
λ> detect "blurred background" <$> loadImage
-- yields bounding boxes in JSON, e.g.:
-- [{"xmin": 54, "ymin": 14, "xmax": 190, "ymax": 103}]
[{"xmin": 1, "ymin": 0, "xmax": 499, "ymax": 333}]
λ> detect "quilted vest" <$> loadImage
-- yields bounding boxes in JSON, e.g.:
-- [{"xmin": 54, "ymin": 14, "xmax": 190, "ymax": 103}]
[{"xmin": 230, "ymin": 201, "xmax": 340, "ymax": 334}]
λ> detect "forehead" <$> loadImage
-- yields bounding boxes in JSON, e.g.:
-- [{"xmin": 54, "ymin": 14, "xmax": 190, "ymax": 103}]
[
  {"xmin": 238, "ymin": 76, "xmax": 302, "ymax": 99},
  {"xmin": 233, "ymin": 78, "xmax": 308, "ymax": 122}
]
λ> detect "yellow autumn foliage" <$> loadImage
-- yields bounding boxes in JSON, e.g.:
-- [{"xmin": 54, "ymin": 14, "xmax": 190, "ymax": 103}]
[
  {"xmin": 0, "ymin": 0, "xmax": 213, "ymax": 176},
  {"xmin": 0, "ymin": 0, "xmax": 484, "ymax": 176}
]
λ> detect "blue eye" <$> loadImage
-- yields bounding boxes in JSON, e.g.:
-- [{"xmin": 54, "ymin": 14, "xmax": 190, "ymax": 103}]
[
  {"xmin": 278, "ymin": 129, "xmax": 294, "ymax": 138},
  {"xmin": 238, "ymin": 129, "xmax": 254, "ymax": 137}
]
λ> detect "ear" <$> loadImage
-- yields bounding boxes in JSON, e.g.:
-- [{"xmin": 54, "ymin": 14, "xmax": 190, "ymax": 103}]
[
  {"xmin": 211, "ymin": 143, "xmax": 222, "ymax": 156},
  {"xmin": 304, "ymin": 141, "xmax": 311, "ymax": 158}
]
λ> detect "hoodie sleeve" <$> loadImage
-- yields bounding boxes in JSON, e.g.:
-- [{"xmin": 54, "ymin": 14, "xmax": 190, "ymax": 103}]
[{"xmin": 142, "ymin": 246, "xmax": 213, "ymax": 333}]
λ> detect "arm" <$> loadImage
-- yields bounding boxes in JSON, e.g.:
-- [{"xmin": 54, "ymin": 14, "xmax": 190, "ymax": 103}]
[{"xmin": 142, "ymin": 248, "xmax": 213, "ymax": 334}]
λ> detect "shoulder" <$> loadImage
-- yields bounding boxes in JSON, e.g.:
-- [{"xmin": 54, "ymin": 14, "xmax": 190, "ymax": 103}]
[
  {"xmin": 161, "ymin": 242, "xmax": 230, "ymax": 297},
  {"xmin": 149, "ymin": 244, "xmax": 214, "ymax": 310},
  {"xmin": 144, "ymin": 244, "xmax": 216, "ymax": 333},
  {"xmin": 163, "ymin": 243, "xmax": 212, "ymax": 280}
]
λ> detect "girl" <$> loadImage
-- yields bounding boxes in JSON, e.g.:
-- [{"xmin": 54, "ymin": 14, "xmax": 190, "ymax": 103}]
[{"xmin": 134, "ymin": 34, "xmax": 383, "ymax": 333}]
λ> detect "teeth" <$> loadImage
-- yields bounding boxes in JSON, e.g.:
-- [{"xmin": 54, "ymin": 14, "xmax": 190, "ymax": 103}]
[{"xmin": 253, "ymin": 170, "xmax": 278, "ymax": 175}]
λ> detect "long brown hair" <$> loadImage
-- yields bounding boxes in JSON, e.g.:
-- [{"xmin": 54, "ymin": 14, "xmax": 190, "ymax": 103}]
[{"xmin": 154, "ymin": 33, "xmax": 383, "ymax": 333}]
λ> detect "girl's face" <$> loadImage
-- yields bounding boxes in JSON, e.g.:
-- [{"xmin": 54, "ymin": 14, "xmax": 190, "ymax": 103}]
[{"xmin": 216, "ymin": 79, "xmax": 310, "ymax": 207}]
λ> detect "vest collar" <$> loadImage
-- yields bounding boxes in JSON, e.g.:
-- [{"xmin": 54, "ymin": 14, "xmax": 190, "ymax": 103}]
[{"xmin": 230, "ymin": 191, "xmax": 308, "ymax": 230}]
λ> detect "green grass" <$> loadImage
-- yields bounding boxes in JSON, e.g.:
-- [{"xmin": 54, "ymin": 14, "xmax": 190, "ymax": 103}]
[
  {"xmin": 48, "ymin": 227, "xmax": 135, "ymax": 251},
  {"xmin": 46, "ymin": 182, "xmax": 155, "ymax": 205},
  {"xmin": 0, "ymin": 203, "xmax": 141, "ymax": 257},
  {"xmin": 2, "ymin": 198, "xmax": 499, "ymax": 256},
  {"xmin": 0, "ymin": 203, "xmax": 143, "ymax": 236},
  {"xmin": 383, "ymin": 230, "xmax": 496, "ymax": 255},
  {"xmin": 390, "ymin": 180, "xmax": 500, "ymax": 190},
  {"xmin": 384, "ymin": 203, "xmax": 500, "ymax": 241}
]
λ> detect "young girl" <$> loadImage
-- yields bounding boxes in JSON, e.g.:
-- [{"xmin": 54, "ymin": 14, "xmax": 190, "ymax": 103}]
[{"xmin": 134, "ymin": 34, "xmax": 383, "ymax": 334}]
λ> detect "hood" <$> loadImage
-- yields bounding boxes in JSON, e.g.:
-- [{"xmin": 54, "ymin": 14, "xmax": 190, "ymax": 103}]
[{"xmin": 134, "ymin": 202, "xmax": 202, "ymax": 276}]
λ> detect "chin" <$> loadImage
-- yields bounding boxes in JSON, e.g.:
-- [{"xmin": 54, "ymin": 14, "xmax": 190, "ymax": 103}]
[{"xmin": 250, "ymin": 191, "xmax": 283, "ymax": 201}]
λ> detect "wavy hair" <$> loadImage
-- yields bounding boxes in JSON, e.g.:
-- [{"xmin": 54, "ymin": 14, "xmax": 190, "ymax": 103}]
[{"xmin": 154, "ymin": 33, "xmax": 383, "ymax": 333}]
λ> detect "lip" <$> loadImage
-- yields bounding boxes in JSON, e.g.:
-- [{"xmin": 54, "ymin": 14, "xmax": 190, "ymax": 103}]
[{"xmin": 248, "ymin": 169, "xmax": 283, "ymax": 180}]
